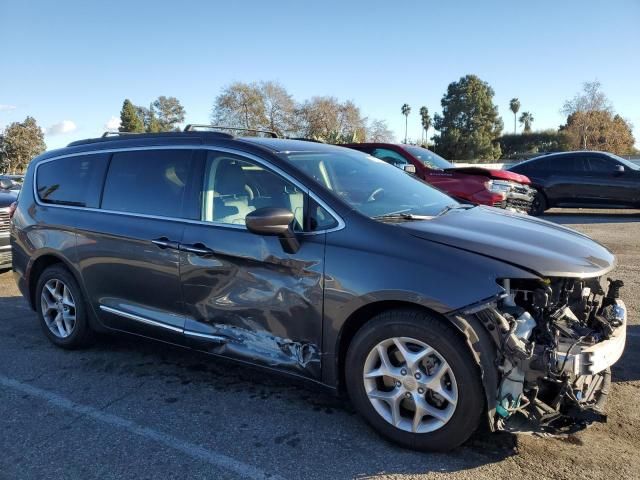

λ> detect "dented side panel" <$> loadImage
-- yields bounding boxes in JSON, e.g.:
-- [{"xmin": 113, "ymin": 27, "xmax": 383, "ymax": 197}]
[{"xmin": 180, "ymin": 223, "xmax": 325, "ymax": 379}]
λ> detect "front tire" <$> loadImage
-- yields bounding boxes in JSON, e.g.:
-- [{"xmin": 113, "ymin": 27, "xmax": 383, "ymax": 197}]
[
  {"xmin": 345, "ymin": 309, "xmax": 484, "ymax": 451},
  {"xmin": 529, "ymin": 190, "xmax": 547, "ymax": 216},
  {"xmin": 36, "ymin": 265, "xmax": 94, "ymax": 349}
]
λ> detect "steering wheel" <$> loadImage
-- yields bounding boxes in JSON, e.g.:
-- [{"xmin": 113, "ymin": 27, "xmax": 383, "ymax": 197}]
[{"xmin": 367, "ymin": 187, "xmax": 384, "ymax": 203}]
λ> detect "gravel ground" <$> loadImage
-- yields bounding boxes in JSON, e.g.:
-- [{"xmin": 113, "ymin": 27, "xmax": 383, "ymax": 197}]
[{"xmin": 0, "ymin": 208, "xmax": 638, "ymax": 480}]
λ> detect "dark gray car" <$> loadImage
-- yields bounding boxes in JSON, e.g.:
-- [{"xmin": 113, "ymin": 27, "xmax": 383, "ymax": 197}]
[{"xmin": 11, "ymin": 130, "xmax": 627, "ymax": 451}]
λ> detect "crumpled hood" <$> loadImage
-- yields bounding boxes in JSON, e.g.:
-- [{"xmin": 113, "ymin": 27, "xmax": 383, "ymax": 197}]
[
  {"xmin": 448, "ymin": 167, "xmax": 531, "ymax": 184},
  {"xmin": 400, "ymin": 206, "xmax": 615, "ymax": 278}
]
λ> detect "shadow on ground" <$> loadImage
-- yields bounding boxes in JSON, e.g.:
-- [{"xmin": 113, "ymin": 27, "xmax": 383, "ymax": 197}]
[{"xmin": 0, "ymin": 293, "xmax": 517, "ymax": 475}]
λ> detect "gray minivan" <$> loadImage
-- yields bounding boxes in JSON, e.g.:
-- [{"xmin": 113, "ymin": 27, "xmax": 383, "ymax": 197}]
[{"xmin": 11, "ymin": 129, "xmax": 627, "ymax": 450}]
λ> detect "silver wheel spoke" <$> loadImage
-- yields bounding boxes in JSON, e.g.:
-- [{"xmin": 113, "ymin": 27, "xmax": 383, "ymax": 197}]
[{"xmin": 392, "ymin": 338, "xmax": 432, "ymax": 371}]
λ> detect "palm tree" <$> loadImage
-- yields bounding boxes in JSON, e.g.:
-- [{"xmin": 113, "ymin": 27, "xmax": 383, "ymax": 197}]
[
  {"xmin": 519, "ymin": 111, "xmax": 534, "ymax": 133},
  {"xmin": 509, "ymin": 98, "xmax": 520, "ymax": 134},
  {"xmin": 419, "ymin": 106, "xmax": 431, "ymax": 146},
  {"xmin": 401, "ymin": 103, "xmax": 411, "ymax": 143}
]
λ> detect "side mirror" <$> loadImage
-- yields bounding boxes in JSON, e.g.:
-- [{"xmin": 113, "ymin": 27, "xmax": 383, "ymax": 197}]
[
  {"xmin": 615, "ymin": 164, "xmax": 625, "ymax": 174},
  {"xmin": 246, "ymin": 207, "xmax": 300, "ymax": 254},
  {"xmin": 403, "ymin": 164, "xmax": 416, "ymax": 174}
]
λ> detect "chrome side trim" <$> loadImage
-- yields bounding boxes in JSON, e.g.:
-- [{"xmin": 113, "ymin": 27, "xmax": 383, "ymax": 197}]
[
  {"xmin": 183, "ymin": 330, "xmax": 228, "ymax": 342},
  {"xmin": 99, "ymin": 305, "xmax": 183, "ymax": 333},
  {"xmin": 32, "ymin": 145, "xmax": 346, "ymax": 235}
]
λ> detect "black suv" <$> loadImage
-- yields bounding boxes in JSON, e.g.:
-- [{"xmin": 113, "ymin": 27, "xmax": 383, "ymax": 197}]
[{"xmin": 11, "ymin": 129, "xmax": 627, "ymax": 450}]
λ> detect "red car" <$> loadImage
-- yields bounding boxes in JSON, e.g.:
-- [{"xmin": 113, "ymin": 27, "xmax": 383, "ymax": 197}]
[{"xmin": 343, "ymin": 143, "xmax": 534, "ymax": 213}]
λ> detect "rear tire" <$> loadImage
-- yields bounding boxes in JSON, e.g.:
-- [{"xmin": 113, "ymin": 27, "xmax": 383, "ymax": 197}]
[
  {"xmin": 529, "ymin": 190, "xmax": 547, "ymax": 216},
  {"xmin": 345, "ymin": 309, "xmax": 484, "ymax": 451},
  {"xmin": 35, "ymin": 265, "xmax": 94, "ymax": 349}
]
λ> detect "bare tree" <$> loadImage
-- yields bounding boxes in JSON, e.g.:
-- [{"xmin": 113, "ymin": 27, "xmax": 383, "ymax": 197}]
[
  {"xmin": 297, "ymin": 96, "xmax": 367, "ymax": 143},
  {"xmin": 212, "ymin": 82, "xmax": 266, "ymax": 130},
  {"xmin": 367, "ymin": 119, "xmax": 394, "ymax": 142}
]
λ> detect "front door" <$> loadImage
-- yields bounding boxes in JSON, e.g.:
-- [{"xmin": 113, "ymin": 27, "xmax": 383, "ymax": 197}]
[{"xmin": 179, "ymin": 150, "xmax": 326, "ymax": 379}]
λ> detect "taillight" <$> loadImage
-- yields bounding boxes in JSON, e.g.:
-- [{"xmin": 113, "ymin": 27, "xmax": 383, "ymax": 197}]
[{"xmin": 8, "ymin": 201, "xmax": 17, "ymax": 219}]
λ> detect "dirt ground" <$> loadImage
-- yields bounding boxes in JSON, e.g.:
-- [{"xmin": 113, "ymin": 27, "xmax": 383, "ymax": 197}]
[{"xmin": 0, "ymin": 208, "xmax": 639, "ymax": 480}]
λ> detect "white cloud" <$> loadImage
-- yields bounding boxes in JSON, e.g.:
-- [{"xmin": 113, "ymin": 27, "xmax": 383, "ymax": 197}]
[
  {"xmin": 46, "ymin": 120, "xmax": 77, "ymax": 135},
  {"xmin": 104, "ymin": 116, "xmax": 120, "ymax": 131},
  {"xmin": 0, "ymin": 104, "xmax": 17, "ymax": 112}
]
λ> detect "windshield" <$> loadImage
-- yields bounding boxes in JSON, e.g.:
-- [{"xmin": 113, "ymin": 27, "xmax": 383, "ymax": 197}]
[
  {"xmin": 282, "ymin": 148, "xmax": 456, "ymax": 218},
  {"xmin": 606, "ymin": 153, "xmax": 640, "ymax": 171},
  {"xmin": 403, "ymin": 146, "xmax": 454, "ymax": 169}
]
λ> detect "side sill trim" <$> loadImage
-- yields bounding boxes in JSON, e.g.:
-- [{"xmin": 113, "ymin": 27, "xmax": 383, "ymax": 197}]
[
  {"xmin": 99, "ymin": 305, "xmax": 184, "ymax": 334},
  {"xmin": 183, "ymin": 330, "xmax": 228, "ymax": 343}
]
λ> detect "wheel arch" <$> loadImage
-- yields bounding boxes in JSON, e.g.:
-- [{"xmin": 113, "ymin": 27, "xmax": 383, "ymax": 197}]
[{"xmin": 335, "ymin": 300, "xmax": 496, "ymax": 430}]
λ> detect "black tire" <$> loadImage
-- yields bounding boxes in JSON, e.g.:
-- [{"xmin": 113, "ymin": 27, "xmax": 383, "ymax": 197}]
[
  {"xmin": 345, "ymin": 309, "xmax": 484, "ymax": 451},
  {"xmin": 35, "ymin": 265, "xmax": 94, "ymax": 349},
  {"xmin": 529, "ymin": 190, "xmax": 547, "ymax": 216}
]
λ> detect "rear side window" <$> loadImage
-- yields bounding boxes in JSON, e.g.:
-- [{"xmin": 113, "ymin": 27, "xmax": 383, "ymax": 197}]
[
  {"xmin": 36, "ymin": 154, "xmax": 109, "ymax": 207},
  {"xmin": 102, "ymin": 149, "xmax": 193, "ymax": 217}
]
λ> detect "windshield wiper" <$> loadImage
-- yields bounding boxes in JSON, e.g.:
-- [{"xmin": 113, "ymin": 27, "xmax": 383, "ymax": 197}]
[
  {"xmin": 373, "ymin": 211, "xmax": 433, "ymax": 221},
  {"xmin": 436, "ymin": 204, "xmax": 475, "ymax": 217}
]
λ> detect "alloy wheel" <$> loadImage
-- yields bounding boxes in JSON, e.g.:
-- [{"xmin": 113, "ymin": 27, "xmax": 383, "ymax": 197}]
[
  {"xmin": 40, "ymin": 278, "xmax": 77, "ymax": 338},
  {"xmin": 363, "ymin": 336, "xmax": 458, "ymax": 433}
]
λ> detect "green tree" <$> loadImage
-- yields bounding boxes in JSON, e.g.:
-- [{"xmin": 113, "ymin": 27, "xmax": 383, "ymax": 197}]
[
  {"xmin": 1, "ymin": 116, "xmax": 46, "ymax": 173},
  {"xmin": 433, "ymin": 75, "xmax": 503, "ymax": 160},
  {"xmin": 509, "ymin": 98, "xmax": 520, "ymax": 134},
  {"xmin": 561, "ymin": 81, "xmax": 613, "ymax": 150},
  {"xmin": 152, "ymin": 96, "xmax": 186, "ymax": 131},
  {"xmin": 560, "ymin": 110, "xmax": 635, "ymax": 155},
  {"xmin": 147, "ymin": 102, "xmax": 162, "ymax": 133},
  {"xmin": 519, "ymin": 112, "xmax": 534, "ymax": 133},
  {"xmin": 401, "ymin": 103, "xmax": 411, "ymax": 143},
  {"xmin": 119, "ymin": 99, "xmax": 144, "ymax": 132},
  {"xmin": 419, "ymin": 106, "xmax": 431, "ymax": 146}
]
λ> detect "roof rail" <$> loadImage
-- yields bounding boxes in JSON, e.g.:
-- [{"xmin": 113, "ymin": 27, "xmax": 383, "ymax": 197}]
[
  {"xmin": 184, "ymin": 124, "xmax": 279, "ymax": 138},
  {"xmin": 101, "ymin": 131, "xmax": 143, "ymax": 138}
]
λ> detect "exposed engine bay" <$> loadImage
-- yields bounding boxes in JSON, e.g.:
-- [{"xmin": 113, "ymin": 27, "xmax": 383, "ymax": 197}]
[{"xmin": 475, "ymin": 275, "xmax": 627, "ymax": 434}]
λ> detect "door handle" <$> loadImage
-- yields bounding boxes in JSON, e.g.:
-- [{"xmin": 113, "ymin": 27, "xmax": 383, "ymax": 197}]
[
  {"xmin": 181, "ymin": 242, "xmax": 215, "ymax": 256},
  {"xmin": 151, "ymin": 237, "xmax": 180, "ymax": 250}
]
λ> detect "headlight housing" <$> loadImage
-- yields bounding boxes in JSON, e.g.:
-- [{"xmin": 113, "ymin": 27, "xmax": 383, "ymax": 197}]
[{"xmin": 486, "ymin": 179, "xmax": 514, "ymax": 194}]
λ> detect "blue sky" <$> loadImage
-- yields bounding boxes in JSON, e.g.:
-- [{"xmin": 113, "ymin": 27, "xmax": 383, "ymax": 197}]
[{"xmin": 1, "ymin": 0, "xmax": 639, "ymax": 150}]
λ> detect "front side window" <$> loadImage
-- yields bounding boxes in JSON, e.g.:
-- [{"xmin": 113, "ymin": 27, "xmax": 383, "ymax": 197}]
[
  {"xmin": 403, "ymin": 146, "xmax": 454, "ymax": 170},
  {"xmin": 36, "ymin": 154, "xmax": 109, "ymax": 207},
  {"xmin": 587, "ymin": 156, "xmax": 616, "ymax": 172},
  {"xmin": 282, "ymin": 147, "xmax": 454, "ymax": 218},
  {"xmin": 101, "ymin": 149, "xmax": 193, "ymax": 217},
  {"xmin": 370, "ymin": 148, "xmax": 408, "ymax": 166},
  {"xmin": 202, "ymin": 152, "xmax": 306, "ymax": 231}
]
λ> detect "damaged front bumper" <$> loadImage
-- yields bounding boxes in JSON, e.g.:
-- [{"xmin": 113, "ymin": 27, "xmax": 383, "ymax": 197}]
[
  {"xmin": 460, "ymin": 277, "xmax": 627, "ymax": 435},
  {"xmin": 556, "ymin": 300, "xmax": 626, "ymax": 377}
]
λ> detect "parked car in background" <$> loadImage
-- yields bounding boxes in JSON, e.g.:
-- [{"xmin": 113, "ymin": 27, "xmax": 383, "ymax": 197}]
[
  {"xmin": 508, "ymin": 151, "xmax": 640, "ymax": 215},
  {"xmin": 0, "ymin": 175, "xmax": 23, "ymax": 194},
  {"xmin": 343, "ymin": 143, "xmax": 535, "ymax": 213},
  {"xmin": 0, "ymin": 190, "xmax": 17, "ymax": 269},
  {"xmin": 11, "ymin": 130, "xmax": 627, "ymax": 451}
]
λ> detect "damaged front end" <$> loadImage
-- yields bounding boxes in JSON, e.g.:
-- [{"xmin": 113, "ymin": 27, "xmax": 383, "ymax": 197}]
[{"xmin": 470, "ymin": 275, "xmax": 627, "ymax": 434}]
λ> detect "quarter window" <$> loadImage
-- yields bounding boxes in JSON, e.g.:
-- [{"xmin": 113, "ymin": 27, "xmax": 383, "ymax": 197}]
[
  {"xmin": 101, "ymin": 149, "xmax": 193, "ymax": 217},
  {"xmin": 202, "ymin": 152, "xmax": 306, "ymax": 231},
  {"xmin": 36, "ymin": 154, "xmax": 109, "ymax": 207}
]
